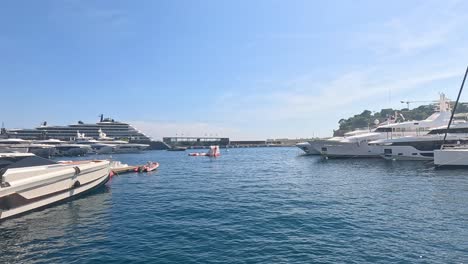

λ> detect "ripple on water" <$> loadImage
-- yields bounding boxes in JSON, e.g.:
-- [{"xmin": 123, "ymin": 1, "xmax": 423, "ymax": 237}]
[{"xmin": 1, "ymin": 148, "xmax": 468, "ymax": 263}]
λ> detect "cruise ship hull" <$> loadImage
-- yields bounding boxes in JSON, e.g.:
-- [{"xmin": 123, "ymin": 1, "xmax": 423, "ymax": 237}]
[{"xmin": 0, "ymin": 160, "xmax": 110, "ymax": 220}]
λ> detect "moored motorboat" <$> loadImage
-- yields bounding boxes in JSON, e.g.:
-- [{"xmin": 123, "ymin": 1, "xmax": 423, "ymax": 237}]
[
  {"xmin": 133, "ymin": 161, "xmax": 159, "ymax": 172},
  {"xmin": 142, "ymin": 162, "xmax": 159, "ymax": 172},
  {"xmin": 368, "ymin": 122, "xmax": 468, "ymax": 161},
  {"xmin": 321, "ymin": 93, "xmax": 452, "ymax": 158},
  {"xmin": 0, "ymin": 153, "xmax": 110, "ymax": 220}
]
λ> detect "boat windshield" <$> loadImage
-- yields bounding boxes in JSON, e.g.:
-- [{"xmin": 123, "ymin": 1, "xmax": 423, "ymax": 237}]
[{"xmin": 0, "ymin": 156, "xmax": 57, "ymax": 170}]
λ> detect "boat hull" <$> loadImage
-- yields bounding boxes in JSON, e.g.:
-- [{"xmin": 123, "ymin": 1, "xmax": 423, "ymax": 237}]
[
  {"xmin": 0, "ymin": 161, "xmax": 110, "ymax": 220},
  {"xmin": 370, "ymin": 145, "xmax": 434, "ymax": 161},
  {"xmin": 308, "ymin": 139, "xmax": 343, "ymax": 154},
  {"xmin": 320, "ymin": 142, "xmax": 380, "ymax": 158},
  {"xmin": 434, "ymin": 149, "xmax": 468, "ymax": 167},
  {"xmin": 296, "ymin": 142, "xmax": 320, "ymax": 155}
]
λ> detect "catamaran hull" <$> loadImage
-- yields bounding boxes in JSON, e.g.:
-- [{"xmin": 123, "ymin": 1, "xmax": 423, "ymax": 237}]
[{"xmin": 0, "ymin": 162, "xmax": 110, "ymax": 221}]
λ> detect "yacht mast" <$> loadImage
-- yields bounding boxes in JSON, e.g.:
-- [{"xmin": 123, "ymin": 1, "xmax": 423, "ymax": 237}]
[{"xmin": 441, "ymin": 66, "xmax": 468, "ymax": 148}]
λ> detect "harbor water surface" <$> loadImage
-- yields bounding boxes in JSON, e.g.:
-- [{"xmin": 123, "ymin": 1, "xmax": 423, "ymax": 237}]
[{"xmin": 1, "ymin": 148, "xmax": 467, "ymax": 263}]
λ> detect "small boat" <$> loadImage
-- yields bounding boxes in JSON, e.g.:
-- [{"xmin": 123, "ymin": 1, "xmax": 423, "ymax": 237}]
[
  {"xmin": 143, "ymin": 162, "xmax": 159, "ymax": 172},
  {"xmin": 134, "ymin": 162, "xmax": 159, "ymax": 172},
  {"xmin": 188, "ymin": 145, "xmax": 221, "ymax": 157}
]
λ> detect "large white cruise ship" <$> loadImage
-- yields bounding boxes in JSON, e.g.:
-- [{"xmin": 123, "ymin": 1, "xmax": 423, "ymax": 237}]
[
  {"xmin": 4, "ymin": 115, "xmax": 151, "ymax": 142},
  {"xmin": 320, "ymin": 93, "xmax": 452, "ymax": 158}
]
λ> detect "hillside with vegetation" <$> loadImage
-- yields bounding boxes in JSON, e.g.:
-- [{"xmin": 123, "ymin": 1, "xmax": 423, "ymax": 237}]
[{"xmin": 333, "ymin": 103, "xmax": 468, "ymax": 136}]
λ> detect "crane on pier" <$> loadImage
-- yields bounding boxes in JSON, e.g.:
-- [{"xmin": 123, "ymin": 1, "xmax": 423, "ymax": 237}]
[{"xmin": 400, "ymin": 100, "xmax": 437, "ymax": 109}]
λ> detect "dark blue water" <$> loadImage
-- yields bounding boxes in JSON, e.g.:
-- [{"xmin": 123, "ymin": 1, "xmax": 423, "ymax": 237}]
[{"xmin": 1, "ymin": 148, "xmax": 467, "ymax": 263}]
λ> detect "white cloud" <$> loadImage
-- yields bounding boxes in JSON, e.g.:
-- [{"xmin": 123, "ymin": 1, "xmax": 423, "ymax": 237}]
[
  {"xmin": 207, "ymin": 0, "xmax": 468, "ymax": 138},
  {"xmin": 360, "ymin": 0, "xmax": 467, "ymax": 58},
  {"xmin": 124, "ymin": 1, "xmax": 468, "ymax": 139}
]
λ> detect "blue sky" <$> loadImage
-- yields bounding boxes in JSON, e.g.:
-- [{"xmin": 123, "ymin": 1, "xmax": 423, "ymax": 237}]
[{"xmin": 1, "ymin": 0, "xmax": 468, "ymax": 140}]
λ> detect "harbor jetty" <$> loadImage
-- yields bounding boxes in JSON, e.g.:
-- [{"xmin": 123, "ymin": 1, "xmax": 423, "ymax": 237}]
[{"xmin": 163, "ymin": 136, "xmax": 314, "ymax": 149}]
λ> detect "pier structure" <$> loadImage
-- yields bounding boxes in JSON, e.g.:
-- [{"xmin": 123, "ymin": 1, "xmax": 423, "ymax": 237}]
[
  {"xmin": 163, "ymin": 136, "xmax": 309, "ymax": 148},
  {"xmin": 163, "ymin": 136, "xmax": 230, "ymax": 148}
]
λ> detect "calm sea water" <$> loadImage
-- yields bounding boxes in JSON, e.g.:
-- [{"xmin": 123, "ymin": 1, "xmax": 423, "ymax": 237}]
[{"xmin": 1, "ymin": 148, "xmax": 467, "ymax": 263}]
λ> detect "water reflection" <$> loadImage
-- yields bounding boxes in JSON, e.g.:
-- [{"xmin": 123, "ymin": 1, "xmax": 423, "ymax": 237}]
[{"xmin": 0, "ymin": 187, "xmax": 112, "ymax": 263}]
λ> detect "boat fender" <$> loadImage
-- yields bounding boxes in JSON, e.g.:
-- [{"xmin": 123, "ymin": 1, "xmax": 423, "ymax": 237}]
[
  {"xmin": 72, "ymin": 181, "xmax": 81, "ymax": 189},
  {"xmin": 73, "ymin": 166, "xmax": 81, "ymax": 175}
]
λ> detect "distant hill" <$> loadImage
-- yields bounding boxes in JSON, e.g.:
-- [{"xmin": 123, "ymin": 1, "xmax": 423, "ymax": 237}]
[{"xmin": 333, "ymin": 103, "xmax": 468, "ymax": 136}]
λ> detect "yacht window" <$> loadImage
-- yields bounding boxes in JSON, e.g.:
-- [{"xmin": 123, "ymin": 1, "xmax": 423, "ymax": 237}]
[
  {"xmin": 321, "ymin": 147, "xmax": 327, "ymax": 152},
  {"xmin": 384, "ymin": 149, "xmax": 392, "ymax": 154},
  {"xmin": 375, "ymin": 127, "xmax": 392, "ymax": 132},
  {"xmin": 412, "ymin": 153, "xmax": 417, "ymax": 155},
  {"xmin": 420, "ymin": 153, "xmax": 434, "ymax": 157}
]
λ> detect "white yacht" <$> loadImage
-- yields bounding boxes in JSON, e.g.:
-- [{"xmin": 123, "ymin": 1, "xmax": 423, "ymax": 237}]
[
  {"xmin": 308, "ymin": 131, "xmax": 372, "ymax": 154},
  {"xmin": 369, "ymin": 122, "xmax": 468, "ymax": 160},
  {"xmin": 0, "ymin": 139, "xmax": 55, "ymax": 158},
  {"xmin": 72, "ymin": 130, "xmax": 148, "ymax": 154},
  {"xmin": 321, "ymin": 94, "xmax": 452, "ymax": 158},
  {"xmin": 34, "ymin": 139, "xmax": 66, "ymax": 145},
  {"xmin": 0, "ymin": 139, "xmax": 30, "ymax": 153},
  {"xmin": 0, "ymin": 153, "xmax": 110, "ymax": 220},
  {"xmin": 96, "ymin": 129, "xmax": 149, "ymax": 153},
  {"xmin": 296, "ymin": 142, "xmax": 320, "ymax": 155},
  {"xmin": 54, "ymin": 144, "xmax": 92, "ymax": 156},
  {"xmin": 71, "ymin": 131, "xmax": 115, "ymax": 154},
  {"xmin": 306, "ymin": 122, "xmax": 400, "ymax": 155}
]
